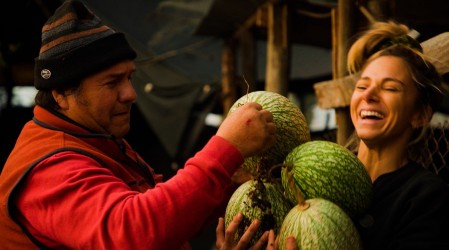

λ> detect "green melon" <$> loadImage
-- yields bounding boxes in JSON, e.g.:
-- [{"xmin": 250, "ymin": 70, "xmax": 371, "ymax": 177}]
[
  {"xmin": 224, "ymin": 179, "xmax": 293, "ymax": 245},
  {"xmin": 228, "ymin": 91, "xmax": 311, "ymax": 178},
  {"xmin": 281, "ymin": 140, "xmax": 372, "ymax": 218},
  {"xmin": 278, "ymin": 198, "xmax": 362, "ymax": 250}
]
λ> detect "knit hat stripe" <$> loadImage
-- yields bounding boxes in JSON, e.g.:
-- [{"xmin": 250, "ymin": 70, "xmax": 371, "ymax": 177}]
[
  {"xmin": 39, "ymin": 26, "xmax": 113, "ymax": 56},
  {"xmin": 42, "ymin": 12, "xmax": 78, "ymax": 33},
  {"xmin": 42, "ymin": 13, "xmax": 104, "ymax": 42}
]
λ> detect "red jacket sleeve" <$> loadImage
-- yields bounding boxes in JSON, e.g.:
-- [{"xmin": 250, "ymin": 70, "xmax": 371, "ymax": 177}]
[{"xmin": 15, "ymin": 135, "xmax": 243, "ymax": 250}]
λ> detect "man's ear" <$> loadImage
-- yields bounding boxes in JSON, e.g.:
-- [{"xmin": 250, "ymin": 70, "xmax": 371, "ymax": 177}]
[
  {"xmin": 412, "ymin": 105, "xmax": 432, "ymax": 128},
  {"xmin": 51, "ymin": 90, "xmax": 69, "ymax": 110}
]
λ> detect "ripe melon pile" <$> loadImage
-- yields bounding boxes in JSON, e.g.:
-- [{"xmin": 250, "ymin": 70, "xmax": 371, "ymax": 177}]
[{"xmin": 224, "ymin": 91, "xmax": 373, "ymax": 249}]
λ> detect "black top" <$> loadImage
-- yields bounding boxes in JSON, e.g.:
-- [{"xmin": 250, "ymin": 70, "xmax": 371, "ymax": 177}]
[{"xmin": 356, "ymin": 161, "xmax": 449, "ymax": 250}]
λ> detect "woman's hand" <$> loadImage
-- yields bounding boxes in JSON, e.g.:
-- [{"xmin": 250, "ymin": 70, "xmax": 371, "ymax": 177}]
[
  {"xmin": 216, "ymin": 213, "xmax": 269, "ymax": 250},
  {"xmin": 266, "ymin": 230, "xmax": 297, "ymax": 250},
  {"xmin": 215, "ymin": 212, "xmax": 298, "ymax": 250}
]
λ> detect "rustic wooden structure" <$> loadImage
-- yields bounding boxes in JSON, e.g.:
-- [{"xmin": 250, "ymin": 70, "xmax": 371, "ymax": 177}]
[
  {"xmin": 196, "ymin": 0, "xmax": 449, "ymax": 145},
  {"xmin": 215, "ymin": 1, "xmax": 296, "ymax": 113},
  {"xmin": 196, "ymin": 0, "xmax": 334, "ymax": 114}
]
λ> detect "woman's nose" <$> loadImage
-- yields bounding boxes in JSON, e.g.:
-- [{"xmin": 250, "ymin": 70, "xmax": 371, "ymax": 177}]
[{"xmin": 362, "ymin": 86, "xmax": 379, "ymax": 102}]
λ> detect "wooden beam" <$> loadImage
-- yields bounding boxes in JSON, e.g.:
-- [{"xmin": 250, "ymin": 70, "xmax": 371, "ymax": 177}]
[
  {"xmin": 240, "ymin": 29, "xmax": 258, "ymax": 95},
  {"xmin": 221, "ymin": 39, "xmax": 238, "ymax": 115},
  {"xmin": 265, "ymin": 0, "xmax": 290, "ymax": 96},
  {"xmin": 333, "ymin": 0, "xmax": 357, "ymax": 145},
  {"xmin": 232, "ymin": 3, "xmax": 269, "ymax": 41}
]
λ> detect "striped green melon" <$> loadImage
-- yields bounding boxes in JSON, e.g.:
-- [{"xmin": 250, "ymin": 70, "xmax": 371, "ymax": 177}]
[
  {"xmin": 228, "ymin": 91, "xmax": 311, "ymax": 178},
  {"xmin": 224, "ymin": 179, "xmax": 293, "ymax": 245},
  {"xmin": 278, "ymin": 198, "xmax": 362, "ymax": 250},
  {"xmin": 281, "ymin": 140, "xmax": 372, "ymax": 218}
]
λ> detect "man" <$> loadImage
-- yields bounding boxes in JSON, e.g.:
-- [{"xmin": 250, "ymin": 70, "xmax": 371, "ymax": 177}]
[{"xmin": 0, "ymin": 1, "xmax": 276, "ymax": 249}]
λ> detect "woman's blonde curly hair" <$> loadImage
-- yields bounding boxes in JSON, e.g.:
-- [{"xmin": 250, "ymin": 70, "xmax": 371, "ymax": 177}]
[{"xmin": 345, "ymin": 21, "xmax": 445, "ymax": 157}]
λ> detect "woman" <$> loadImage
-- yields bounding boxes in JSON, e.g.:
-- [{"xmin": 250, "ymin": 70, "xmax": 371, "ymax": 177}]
[
  {"xmin": 216, "ymin": 21, "xmax": 449, "ymax": 250},
  {"xmin": 347, "ymin": 21, "xmax": 449, "ymax": 249}
]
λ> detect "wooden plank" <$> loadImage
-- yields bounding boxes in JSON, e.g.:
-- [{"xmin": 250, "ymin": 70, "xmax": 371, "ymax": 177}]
[{"xmin": 314, "ymin": 74, "xmax": 357, "ymax": 109}]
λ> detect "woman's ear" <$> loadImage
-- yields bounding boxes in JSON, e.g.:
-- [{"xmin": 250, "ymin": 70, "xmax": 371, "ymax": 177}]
[
  {"xmin": 51, "ymin": 90, "xmax": 69, "ymax": 110},
  {"xmin": 411, "ymin": 105, "xmax": 432, "ymax": 128}
]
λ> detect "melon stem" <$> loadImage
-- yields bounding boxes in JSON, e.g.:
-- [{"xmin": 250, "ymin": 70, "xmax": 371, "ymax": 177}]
[
  {"xmin": 286, "ymin": 170, "xmax": 306, "ymax": 206},
  {"xmin": 297, "ymin": 201, "xmax": 310, "ymax": 211}
]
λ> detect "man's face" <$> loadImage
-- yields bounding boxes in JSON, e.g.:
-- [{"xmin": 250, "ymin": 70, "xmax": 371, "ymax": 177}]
[{"xmin": 62, "ymin": 59, "xmax": 137, "ymax": 140}]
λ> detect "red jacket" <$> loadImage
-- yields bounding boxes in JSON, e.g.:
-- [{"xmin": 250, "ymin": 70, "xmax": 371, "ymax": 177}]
[{"xmin": 0, "ymin": 105, "xmax": 243, "ymax": 249}]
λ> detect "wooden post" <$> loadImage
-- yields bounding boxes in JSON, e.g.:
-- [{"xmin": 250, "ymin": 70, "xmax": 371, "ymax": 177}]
[
  {"xmin": 240, "ymin": 29, "xmax": 257, "ymax": 95},
  {"xmin": 265, "ymin": 0, "xmax": 290, "ymax": 96},
  {"xmin": 333, "ymin": 0, "xmax": 356, "ymax": 145},
  {"xmin": 221, "ymin": 39, "xmax": 238, "ymax": 115}
]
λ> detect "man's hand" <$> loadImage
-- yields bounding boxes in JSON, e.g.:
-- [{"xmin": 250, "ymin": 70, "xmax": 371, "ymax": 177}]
[{"xmin": 217, "ymin": 102, "xmax": 276, "ymax": 158}]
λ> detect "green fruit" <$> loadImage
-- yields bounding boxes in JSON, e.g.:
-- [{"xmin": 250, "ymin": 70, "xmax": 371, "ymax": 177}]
[
  {"xmin": 228, "ymin": 91, "xmax": 311, "ymax": 178},
  {"xmin": 279, "ymin": 198, "xmax": 362, "ymax": 250},
  {"xmin": 224, "ymin": 179, "xmax": 293, "ymax": 245},
  {"xmin": 281, "ymin": 140, "xmax": 372, "ymax": 218}
]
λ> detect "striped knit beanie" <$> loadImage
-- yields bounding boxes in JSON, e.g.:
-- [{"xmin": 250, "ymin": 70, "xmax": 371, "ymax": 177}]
[{"xmin": 34, "ymin": 0, "xmax": 137, "ymax": 90}]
